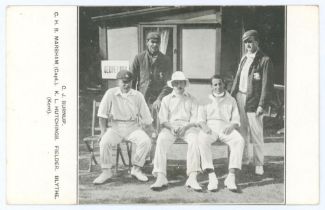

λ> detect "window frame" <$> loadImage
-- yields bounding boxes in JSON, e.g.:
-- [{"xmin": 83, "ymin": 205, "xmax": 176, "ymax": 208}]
[{"xmin": 179, "ymin": 24, "xmax": 221, "ymax": 84}]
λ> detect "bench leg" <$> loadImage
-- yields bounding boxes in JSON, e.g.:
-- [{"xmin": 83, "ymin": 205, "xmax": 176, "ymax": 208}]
[
  {"xmin": 116, "ymin": 144, "xmax": 121, "ymax": 173},
  {"xmin": 91, "ymin": 141, "xmax": 98, "ymax": 165},
  {"xmin": 116, "ymin": 143, "xmax": 133, "ymax": 173},
  {"xmin": 84, "ymin": 141, "xmax": 98, "ymax": 172},
  {"xmin": 89, "ymin": 152, "xmax": 93, "ymax": 172},
  {"xmin": 119, "ymin": 146, "xmax": 127, "ymax": 166},
  {"xmin": 126, "ymin": 142, "xmax": 132, "ymax": 172}
]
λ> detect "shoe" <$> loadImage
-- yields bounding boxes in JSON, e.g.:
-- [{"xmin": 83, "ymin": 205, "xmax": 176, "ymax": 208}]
[
  {"xmin": 224, "ymin": 174, "xmax": 237, "ymax": 191},
  {"xmin": 93, "ymin": 170, "xmax": 113, "ymax": 185},
  {"xmin": 185, "ymin": 178, "xmax": 202, "ymax": 192},
  {"xmin": 131, "ymin": 167, "xmax": 148, "ymax": 182},
  {"xmin": 207, "ymin": 177, "xmax": 219, "ymax": 192},
  {"xmin": 255, "ymin": 166, "xmax": 264, "ymax": 175},
  {"xmin": 150, "ymin": 174, "xmax": 168, "ymax": 191}
]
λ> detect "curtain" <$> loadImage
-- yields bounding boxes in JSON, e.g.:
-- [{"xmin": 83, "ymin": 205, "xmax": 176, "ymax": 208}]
[{"xmin": 159, "ymin": 29, "xmax": 170, "ymax": 55}]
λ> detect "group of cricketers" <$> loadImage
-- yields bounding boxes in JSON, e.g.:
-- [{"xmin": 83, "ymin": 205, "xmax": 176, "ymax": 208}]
[{"xmin": 91, "ymin": 29, "xmax": 274, "ymax": 193}]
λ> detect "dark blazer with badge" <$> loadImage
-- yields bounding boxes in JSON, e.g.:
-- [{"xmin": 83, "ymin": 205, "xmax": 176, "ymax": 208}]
[
  {"xmin": 230, "ymin": 50, "xmax": 274, "ymax": 112},
  {"xmin": 131, "ymin": 50, "xmax": 172, "ymax": 104}
]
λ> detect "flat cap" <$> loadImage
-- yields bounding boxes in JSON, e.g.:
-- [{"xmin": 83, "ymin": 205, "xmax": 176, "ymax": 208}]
[
  {"xmin": 242, "ymin": 30, "xmax": 259, "ymax": 41},
  {"xmin": 146, "ymin": 32, "xmax": 161, "ymax": 41},
  {"xmin": 116, "ymin": 70, "xmax": 133, "ymax": 82}
]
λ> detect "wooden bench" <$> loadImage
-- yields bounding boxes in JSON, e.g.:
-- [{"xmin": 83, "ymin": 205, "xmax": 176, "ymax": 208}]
[
  {"xmin": 83, "ymin": 100, "xmax": 230, "ymax": 173},
  {"xmin": 151, "ymin": 107, "xmax": 230, "ymax": 168}
]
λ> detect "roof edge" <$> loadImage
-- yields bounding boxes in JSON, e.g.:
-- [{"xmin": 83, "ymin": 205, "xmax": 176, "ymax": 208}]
[{"xmin": 91, "ymin": 6, "xmax": 179, "ymax": 22}]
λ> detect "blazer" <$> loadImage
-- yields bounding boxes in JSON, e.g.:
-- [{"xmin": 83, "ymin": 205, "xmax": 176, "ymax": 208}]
[
  {"xmin": 231, "ymin": 50, "xmax": 274, "ymax": 112},
  {"xmin": 131, "ymin": 50, "xmax": 172, "ymax": 103}
]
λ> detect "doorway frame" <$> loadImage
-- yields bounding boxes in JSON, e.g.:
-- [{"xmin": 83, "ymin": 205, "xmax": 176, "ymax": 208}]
[{"xmin": 139, "ymin": 24, "xmax": 178, "ymax": 72}]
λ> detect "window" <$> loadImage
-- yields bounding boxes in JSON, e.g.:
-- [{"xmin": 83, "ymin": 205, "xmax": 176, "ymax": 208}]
[
  {"xmin": 181, "ymin": 27, "xmax": 221, "ymax": 79},
  {"xmin": 107, "ymin": 27, "xmax": 139, "ymax": 65}
]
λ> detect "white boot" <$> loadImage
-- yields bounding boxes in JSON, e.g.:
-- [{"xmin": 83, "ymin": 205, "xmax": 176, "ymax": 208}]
[
  {"xmin": 93, "ymin": 169, "xmax": 113, "ymax": 185},
  {"xmin": 131, "ymin": 166, "xmax": 148, "ymax": 182},
  {"xmin": 207, "ymin": 173, "xmax": 219, "ymax": 191},
  {"xmin": 224, "ymin": 173, "xmax": 237, "ymax": 191},
  {"xmin": 185, "ymin": 172, "xmax": 202, "ymax": 192},
  {"xmin": 150, "ymin": 173, "xmax": 168, "ymax": 190}
]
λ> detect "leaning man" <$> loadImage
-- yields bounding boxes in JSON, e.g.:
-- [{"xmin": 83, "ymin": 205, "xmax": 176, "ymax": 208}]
[
  {"xmin": 131, "ymin": 31, "xmax": 173, "ymax": 110},
  {"xmin": 93, "ymin": 70, "xmax": 154, "ymax": 184},
  {"xmin": 230, "ymin": 30, "xmax": 274, "ymax": 175}
]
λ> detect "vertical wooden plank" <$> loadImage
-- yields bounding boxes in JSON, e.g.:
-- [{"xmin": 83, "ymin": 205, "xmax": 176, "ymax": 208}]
[
  {"xmin": 215, "ymin": 27, "xmax": 221, "ymax": 75},
  {"xmin": 98, "ymin": 25, "xmax": 108, "ymax": 90},
  {"xmin": 98, "ymin": 25, "xmax": 107, "ymax": 60}
]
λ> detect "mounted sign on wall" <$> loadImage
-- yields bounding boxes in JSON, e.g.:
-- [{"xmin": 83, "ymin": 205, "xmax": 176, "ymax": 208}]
[{"xmin": 101, "ymin": 60, "xmax": 129, "ymax": 79}]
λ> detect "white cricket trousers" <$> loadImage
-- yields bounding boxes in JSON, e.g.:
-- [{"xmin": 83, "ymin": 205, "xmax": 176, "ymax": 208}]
[
  {"xmin": 236, "ymin": 92, "xmax": 264, "ymax": 166},
  {"xmin": 152, "ymin": 127, "xmax": 201, "ymax": 176},
  {"xmin": 99, "ymin": 121, "xmax": 151, "ymax": 169},
  {"xmin": 198, "ymin": 122, "xmax": 245, "ymax": 170}
]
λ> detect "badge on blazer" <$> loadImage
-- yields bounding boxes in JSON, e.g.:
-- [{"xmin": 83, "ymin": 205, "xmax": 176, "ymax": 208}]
[{"xmin": 253, "ymin": 72, "xmax": 261, "ymax": 80}]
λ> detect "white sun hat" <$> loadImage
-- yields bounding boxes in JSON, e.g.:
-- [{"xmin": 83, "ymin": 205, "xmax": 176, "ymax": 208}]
[{"xmin": 167, "ymin": 71, "xmax": 190, "ymax": 88}]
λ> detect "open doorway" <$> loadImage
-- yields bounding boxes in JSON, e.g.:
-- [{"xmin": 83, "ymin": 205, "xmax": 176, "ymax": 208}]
[{"xmin": 140, "ymin": 25, "xmax": 177, "ymax": 72}]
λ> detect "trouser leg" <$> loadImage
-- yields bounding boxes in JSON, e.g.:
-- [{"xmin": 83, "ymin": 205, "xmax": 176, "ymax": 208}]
[
  {"xmin": 126, "ymin": 129, "xmax": 152, "ymax": 167},
  {"xmin": 236, "ymin": 92, "xmax": 251, "ymax": 162},
  {"xmin": 99, "ymin": 128, "xmax": 123, "ymax": 169},
  {"xmin": 247, "ymin": 113, "xmax": 264, "ymax": 166},
  {"xmin": 219, "ymin": 130, "xmax": 245, "ymax": 170},
  {"xmin": 197, "ymin": 130, "xmax": 217, "ymax": 171},
  {"xmin": 148, "ymin": 104, "xmax": 159, "ymax": 161},
  {"xmin": 152, "ymin": 128, "xmax": 176, "ymax": 177},
  {"xmin": 184, "ymin": 128, "xmax": 201, "ymax": 176}
]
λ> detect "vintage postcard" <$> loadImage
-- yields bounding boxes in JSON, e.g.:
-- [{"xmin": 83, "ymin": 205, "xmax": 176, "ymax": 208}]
[{"xmin": 5, "ymin": 4, "xmax": 320, "ymax": 207}]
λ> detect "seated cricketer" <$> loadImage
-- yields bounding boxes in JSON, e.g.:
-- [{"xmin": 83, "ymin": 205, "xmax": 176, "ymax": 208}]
[
  {"xmin": 93, "ymin": 70, "xmax": 155, "ymax": 185},
  {"xmin": 197, "ymin": 74, "xmax": 245, "ymax": 192},
  {"xmin": 150, "ymin": 71, "xmax": 202, "ymax": 191}
]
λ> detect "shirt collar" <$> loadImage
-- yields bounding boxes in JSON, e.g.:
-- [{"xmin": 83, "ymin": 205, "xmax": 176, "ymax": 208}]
[
  {"xmin": 171, "ymin": 90, "xmax": 190, "ymax": 97},
  {"xmin": 209, "ymin": 91, "xmax": 228, "ymax": 101},
  {"xmin": 115, "ymin": 88, "xmax": 135, "ymax": 96}
]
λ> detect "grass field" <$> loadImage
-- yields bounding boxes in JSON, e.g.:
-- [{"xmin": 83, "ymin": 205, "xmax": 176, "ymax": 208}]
[{"xmin": 78, "ymin": 89, "xmax": 285, "ymax": 204}]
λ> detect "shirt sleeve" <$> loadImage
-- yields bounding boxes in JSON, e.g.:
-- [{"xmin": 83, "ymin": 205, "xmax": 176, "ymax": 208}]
[
  {"xmin": 230, "ymin": 98, "xmax": 241, "ymax": 126},
  {"xmin": 138, "ymin": 92, "xmax": 153, "ymax": 125},
  {"xmin": 158, "ymin": 96, "xmax": 170, "ymax": 124},
  {"xmin": 97, "ymin": 91, "xmax": 112, "ymax": 119},
  {"xmin": 197, "ymin": 104, "xmax": 207, "ymax": 123},
  {"xmin": 189, "ymin": 97, "xmax": 198, "ymax": 123}
]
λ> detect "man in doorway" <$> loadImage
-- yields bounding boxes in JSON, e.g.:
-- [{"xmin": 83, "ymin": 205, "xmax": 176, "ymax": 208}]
[
  {"xmin": 230, "ymin": 30, "xmax": 274, "ymax": 175},
  {"xmin": 93, "ymin": 70, "xmax": 154, "ymax": 184},
  {"xmin": 131, "ymin": 31, "xmax": 173, "ymax": 111}
]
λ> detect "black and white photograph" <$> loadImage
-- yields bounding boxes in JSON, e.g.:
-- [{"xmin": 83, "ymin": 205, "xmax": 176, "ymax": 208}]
[
  {"xmin": 4, "ymin": 3, "xmax": 321, "ymax": 207},
  {"xmin": 78, "ymin": 6, "xmax": 286, "ymax": 204}
]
